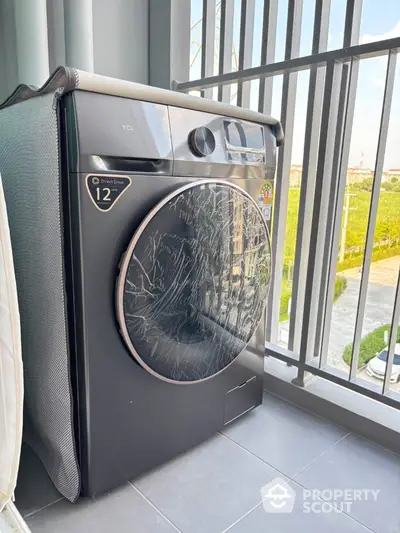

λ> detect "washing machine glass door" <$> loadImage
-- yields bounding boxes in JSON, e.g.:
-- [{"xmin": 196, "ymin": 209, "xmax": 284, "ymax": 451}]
[{"xmin": 116, "ymin": 180, "xmax": 271, "ymax": 384}]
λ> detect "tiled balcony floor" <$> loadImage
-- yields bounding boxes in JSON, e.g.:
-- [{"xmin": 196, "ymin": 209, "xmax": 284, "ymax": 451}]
[{"xmin": 15, "ymin": 393, "xmax": 400, "ymax": 533}]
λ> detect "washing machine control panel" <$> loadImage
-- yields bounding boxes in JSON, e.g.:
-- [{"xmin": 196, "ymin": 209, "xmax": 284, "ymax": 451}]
[
  {"xmin": 68, "ymin": 91, "xmax": 277, "ymax": 183},
  {"xmin": 222, "ymin": 119, "xmax": 266, "ymax": 164},
  {"xmin": 169, "ymin": 106, "xmax": 277, "ymax": 180}
]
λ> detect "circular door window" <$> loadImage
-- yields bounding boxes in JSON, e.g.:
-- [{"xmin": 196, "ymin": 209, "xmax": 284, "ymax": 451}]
[{"xmin": 116, "ymin": 180, "xmax": 271, "ymax": 384}]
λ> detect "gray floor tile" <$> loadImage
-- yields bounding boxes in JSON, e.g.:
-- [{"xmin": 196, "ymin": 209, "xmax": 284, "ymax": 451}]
[
  {"xmin": 134, "ymin": 433, "xmax": 281, "ymax": 533},
  {"xmin": 295, "ymin": 434, "xmax": 400, "ymax": 533},
  {"xmin": 15, "ymin": 444, "xmax": 62, "ymax": 517},
  {"xmin": 26, "ymin": 483, "xmax": 179, "ymax": 533},
  {"xmin": 227, "ymin": 480, "xmax": 371, "ymax": 533},
  {"xmin": 222, "ymin": 393, "xmax": 347, "ymax": 477}
]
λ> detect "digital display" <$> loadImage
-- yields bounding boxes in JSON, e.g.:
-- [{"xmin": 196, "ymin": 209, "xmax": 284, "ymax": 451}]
[{"xmin": 223, "ymin": 120, "xmax": 265, "ymax": 150}]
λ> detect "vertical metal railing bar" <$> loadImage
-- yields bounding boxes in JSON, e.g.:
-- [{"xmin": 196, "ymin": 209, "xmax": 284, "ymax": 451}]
[
  {"xmin": 283, "ymin": 0, "xmax": 303, "ymax": 61},
  {"xmin": 266, "ymin": 0, "xmax": 303, "ymax": 343},
  {"xmin": 295, "ymin": 59, "xmax": 343, "ymax": 385},
  {"xmin": 319, "ymin": 63, "xmax": 360, "ymax": 369},
  {"xmin": 349, "ymin": 50, "xmax": 397, "ymax": 381},
  {"xmin": 343, "ymin": 0, "xmax": 363, "ymax": 48},
  {"xmin": 218, "ymin": 0, "xmax": 235, "ymax": 103},
  {"xmin": 258, "ymin": 0, "xmax": 278, "ymax": 115},
  {"xmin": 320, "ymin": 64, "xmax": 361, "ymax": 370},
  {"xmin": 237, "ymin": 0, "xmax": 256, "ymax": 108},
  {"xmin": 288, "ymin": 0, "xmax": 331, "ymax": 352},
  {"xmin": 201, "ymin": 0, "xmax": 216, "ymax": 99},
  {"xmin": 383, "ymin": 268, "xmax": 400, "ymax": 394},
  {"xmin": 318, "ymin": 0, "xmax": 363, "ymax": 368},
  {"xmin": 313, "ymin": 63, "xmax": 350, "ymax": 361}
]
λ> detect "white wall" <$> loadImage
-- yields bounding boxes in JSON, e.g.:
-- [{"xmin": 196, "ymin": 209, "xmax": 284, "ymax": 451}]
[
  {"xmin": 0, "ymin": 0, "xmax": 192, "ymax": 102},
  {"xmin": 93, "ymin": 0, "xmax": 148, "ymax": 84},
  {"xmin": 0, "ymin": 0, "xmax": 149, "ymax": 103},
  {"xmin": 0, "ymin": 0, "xmax": 18, "ymax": 103},
  {"xmin": 46, "ymin": 0, "xmax": 66, "ymax": 72}
]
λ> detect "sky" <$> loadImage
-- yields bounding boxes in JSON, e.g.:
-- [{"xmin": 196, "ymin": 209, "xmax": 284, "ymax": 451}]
[{"xmin": 190, "ymin": 0, "xmax": 400, "ymax": 170}]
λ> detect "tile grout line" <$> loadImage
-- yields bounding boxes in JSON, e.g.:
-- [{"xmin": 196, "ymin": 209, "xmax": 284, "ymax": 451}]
[
  {"xmin": 263, "ymin": 390, "xmax": 351, "ymax": 434},
  {"xmin": 22, "ymin": 497, "xmax": 64, "ymax": 520},
  {"xmin": 220, "ymin": 500, "xmax": 264, "ymax": 533},
  {"xmin": 128, "ymin": 482, "xmax": 183, "ymax": 533},
  {"xmin": 218, "ymin": 431, "xmax": 291, "ymax": 479},
  {"xmin": 222, "ymin": 464, "xmax": 377, "ymax": 533},
  {"xmin": 348, "ymin": 431, "xmax": 400, "ymax": 461},
  {"xmin": 221, "ymin": 490, "xmax": 377, "ymax": 533},
  {"xmin": 292, "ymin": 477, "xmax": 378, "ymax": 533},
  {"xmin": 220, "ymin": 429, "xmax": 353, "ymax": 489},
  {"xmin": 264, "ymin": 390, "xmax": 400, "ymax": 460},
  {"xmin": 291, "ymin": 432, "xmax": 351, "ymax": 480}
]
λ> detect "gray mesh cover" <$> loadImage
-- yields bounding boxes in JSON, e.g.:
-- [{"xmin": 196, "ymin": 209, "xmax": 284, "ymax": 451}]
[{"xmin": 0, "ymin": 93, "xmax": 80, "ymax": 501}]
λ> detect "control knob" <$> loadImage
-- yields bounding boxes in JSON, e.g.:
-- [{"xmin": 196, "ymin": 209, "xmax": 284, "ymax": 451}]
[{"xmin": 188, "ymin": 127, "xmax": 215, "ymax": 157}]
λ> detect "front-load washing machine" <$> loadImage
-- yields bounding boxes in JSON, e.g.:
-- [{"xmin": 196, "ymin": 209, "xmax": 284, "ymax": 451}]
[{"xmin": 0, "ymin": 69, "xmax": 282, "ymax": 500}]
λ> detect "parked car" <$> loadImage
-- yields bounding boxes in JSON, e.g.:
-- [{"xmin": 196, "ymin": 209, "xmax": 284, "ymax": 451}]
[{"xmin": 366, "ymin": 344, "xmax": 400, "ymax": 383}]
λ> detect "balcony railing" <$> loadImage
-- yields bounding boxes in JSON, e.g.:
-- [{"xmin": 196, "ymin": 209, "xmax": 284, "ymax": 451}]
[{"xmin": 174, "ymin": 0, "xmax": 400, "ymax": 409}]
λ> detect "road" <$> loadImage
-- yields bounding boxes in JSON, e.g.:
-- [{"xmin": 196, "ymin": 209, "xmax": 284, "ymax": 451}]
[
  {"xmin": 278, "ymin": 256, "xmax": 400, "ymax": 392},
  {"xmin": 326, "ymin": 278, "xmax": 396, "ymax": 368}
]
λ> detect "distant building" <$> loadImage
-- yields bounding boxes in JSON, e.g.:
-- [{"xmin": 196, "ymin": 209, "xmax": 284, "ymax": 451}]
[
  {"xmin": 383, "ymin": 169, "xmax": 400, "ymax": 183},
  {"xmin": 346, "ymin": 167, "xmax": 373, "ymax": 184},
  {"xmin": 289, "ymin": 164, "xmax": 302, "ymax": 188},
  {"xmin": 287, "ymin": 164, "xmax": 400, "ymax": 187}
]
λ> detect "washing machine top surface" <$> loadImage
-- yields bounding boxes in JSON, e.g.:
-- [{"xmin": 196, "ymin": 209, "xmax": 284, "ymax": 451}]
[
  {"xmin": 0, "ymin": 66, "xmax": 283, "ymax": 146},
  {"xmin": 116, "ymin": 180, "xmax": 271, "ymax": 384}
]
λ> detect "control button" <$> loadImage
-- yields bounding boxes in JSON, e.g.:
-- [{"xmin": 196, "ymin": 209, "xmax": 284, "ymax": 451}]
[
  {"xmin": 227, "ymin": 151, "xmax": 241, "ymax": 162},
  {"xmin": 189, "ymin": 127, "xmax": 216, "ymax": 157}
]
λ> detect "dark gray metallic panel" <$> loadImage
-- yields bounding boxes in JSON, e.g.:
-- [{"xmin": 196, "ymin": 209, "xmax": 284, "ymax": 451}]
[
  {"xmin": 73, "ymin": 91, "xmax": 172, "ymax": 160},
  {"xmin": 224, "ymin": 376, "xmax": 261, "ymax": 424},
  {"xmin": 62, "ymin": 92, "xmax": 278, "ymax": 497},
  {"xmin": 69, "ymin": 171, "xmax": 266, "ymax": 496}
]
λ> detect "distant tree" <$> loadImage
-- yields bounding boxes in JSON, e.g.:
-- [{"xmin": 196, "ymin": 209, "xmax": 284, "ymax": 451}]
[{"xmin": 360, "ymin": 178, "xmax": 373, "ymax": 191}]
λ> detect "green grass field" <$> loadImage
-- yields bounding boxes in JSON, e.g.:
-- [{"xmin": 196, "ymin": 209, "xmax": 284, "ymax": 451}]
[
  {"xmin": 279, "ymin": 189, "xmax": 400, "ymax": 320},
  {"xmin": 284, "ymin": 189, "xmax": 400, "ymax": 271}
]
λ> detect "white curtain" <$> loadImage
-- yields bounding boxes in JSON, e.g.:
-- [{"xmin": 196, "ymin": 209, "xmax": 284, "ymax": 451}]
[{"xmin": 0, "ymin": 173, "xmax": 23, "ymax": 512}]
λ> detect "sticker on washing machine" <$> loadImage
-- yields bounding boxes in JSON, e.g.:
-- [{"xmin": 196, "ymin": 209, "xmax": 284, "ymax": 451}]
[
  {"xmin": 258, "ymin": 180, "xmax": 274, "ymax": 206},
  {"xmin": 86, "ymin": 174, "xmax": 131, "ymax": 212},
  {"xmin": 261, "ymin": 205, "xmax": 272, "ymax": 221}
]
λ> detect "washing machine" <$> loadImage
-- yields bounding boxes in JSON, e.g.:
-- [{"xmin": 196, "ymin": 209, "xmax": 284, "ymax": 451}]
[{"xmin": 57, "ymin": 87, "xmax": 279, "ymax": 497}]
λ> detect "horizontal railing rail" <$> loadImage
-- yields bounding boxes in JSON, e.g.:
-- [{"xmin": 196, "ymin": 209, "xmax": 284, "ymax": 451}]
[{"xmin": 174, "ymin": 36, "xmax": 400, "ymax": 93}]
